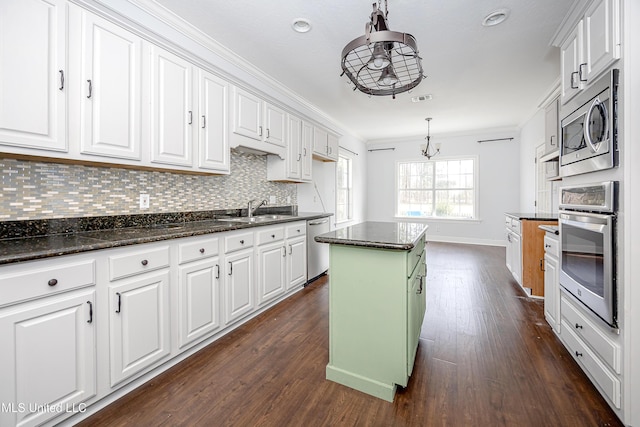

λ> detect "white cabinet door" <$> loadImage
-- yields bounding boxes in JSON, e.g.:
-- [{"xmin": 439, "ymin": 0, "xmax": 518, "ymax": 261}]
[
  {"xmin": 231, "ymin": 87, "xmax": 262, "ymax": 141},
  {"xmin": 0, "ymin": 0, "xmax": 67, "ymax": 152},
  {"xmin": 0, "ymin": 289, "xmax": 95, "ymax": 427},
  {"xmin": 511, "ymin": 231, "xmax": 522, "ymax": 285},
  {"xmin": 560, "ymin": 22, "xmax": 583, "ymax": 104},
  {"xmin": 505, "ymin": 228, "xmax": 513, "ymax": 273},
  {"xmin": 79, "ymin": 11, "xmax": 142, "ymax": 160},
  {"xmin": 583, "ymin": 0, "xmax": 620, "ymax": 83},
  {"xmin": 287, "ymin": 235, "xmax": 307, "ymax": 290},
  {"xmin": 286, "ymin": 115, "xmax": 302, "ymax": 180},
  {"xmin": 264, "ymin": 103, "xmax": 286, "ymax": 147},
  {"xmin": 109, "ymin": 271, "xmax": 170, "ymax": 387},
  {"xmin": 178, "ymin": 258, "xmax": 221, "ymax": 349},
  {"xmin": 301, "ymin": 120, "xmax": 313, "ymax": 181},
  {"xmin": 313, "ymin": 126, "xmax": 328, "ymax": 157},
  {"xmin": 198, "ymin": 69, "xmax": 229, "ymax": 173},
  {"xmin": 224, "ymin": 248, "xmax": 254, "ymax": 324},
  {"xmin": 544, "ymin": 98, "xmax": 559, "ymax": 154},
  {"xmin": 544, "ymin": 253, "xmax": 560, "ymax": 333},
  {"xmin": 149, "ymin": 46, "xmax": 193, "ymax": 167},
  {"xmin": 257, "ymin": 242, "xmax": 286, "ymax": 306},
  {"xmin": 327, "ymin": 132, "xmax": 339, "ymax": 161}
]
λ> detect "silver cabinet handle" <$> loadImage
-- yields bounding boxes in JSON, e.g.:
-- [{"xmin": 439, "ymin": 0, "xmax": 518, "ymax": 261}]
[
  {"xmin": 87, "ymin": 79, "xmax": 92, "ymax": 98},
  {"xmin": 59, "ymin": 70, "xmax": 64, "ymax": 90},
  {"xmin": 266, "ymin": 128, "xmax": 270, "ymax": 138},
  {"xmin": 115, "ymin": 292, "xmax": 121, "ymax": 313},
  {"xmin": 87, "ymin": 301, "xmax": 93, "ymax": 323},
  {"xmin": 288, "ymin": 245, "xmax": 292, "ymax": 255},
  {"xmin": 579, "ymin": 63, "xmax": 587, "ymax": 82},
  {"xmin": 48, "ymin": 278, "xmax": 58, "ymax": 287},
  {"xmin": 282, "ymin": 246, "xmax": 286, "ymax": 257},
  {"xmin": 570, "ymin": 72, "xmax": 579, "ymax": 89},
  {"xmin": 550, "ymin": 135, "xmax": 555, "ymax": 146},
  {"xmin": 188, "ymin": 111, "xmax": 193, "ymax": 125},
  {"xmin": 215, "ymin": 264, "xmax": 220, "ymax": 279},
  {"xmin": 303, "ymin": 148, "xmax": 307, "ymax": 156},
  {"xmin": 258, "ymin": 126, "xmax": 263, "ymax": 137},
  {"xmin": 297, "ymin": 153, "xmax": 301, "ymax": 161},
  {"xmin": 202, "ymin": 115, "xmax": 206, "ymax": 129},
  {"xmin": 228, "ymin": 262, "xmax": 233, "ymax": 275}
]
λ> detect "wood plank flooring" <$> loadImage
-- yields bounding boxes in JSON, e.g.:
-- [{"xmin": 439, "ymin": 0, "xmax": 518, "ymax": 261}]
[{"xmin": 78, "ymin": 242, "xmax": 622, "ymax": 427}]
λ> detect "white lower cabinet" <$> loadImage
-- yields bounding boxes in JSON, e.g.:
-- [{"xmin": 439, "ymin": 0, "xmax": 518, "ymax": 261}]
[
  {"xmin": 0, "ymin": 289, "xmax": 96, "ymax": 427},
  {"xmin": 256, "ymin": 239, "xmax": 287, "ymax": 306},
  {"xmin": 543, "ymin": 233, "xmax": 560, "ymax": 333},
  {"xmin": 285, "ymin": 223, "xmax": 307, "ymax": 290},
  {"xmin": 223, "ymin": 231, "xmax": 255, "ymax": 325},
  {"xmin": 108, "ymin": 270, "xmax": 171, "ymax": 387}
]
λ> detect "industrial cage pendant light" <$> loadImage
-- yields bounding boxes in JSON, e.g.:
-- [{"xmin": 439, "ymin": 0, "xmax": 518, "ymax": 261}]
[
  {"xmin": 420, "ymin": 118, "xmax": 441, "ymax": 159},
  {"xmin": 341, "ymin": 0, "xmax": 424, "ymax": 99}
]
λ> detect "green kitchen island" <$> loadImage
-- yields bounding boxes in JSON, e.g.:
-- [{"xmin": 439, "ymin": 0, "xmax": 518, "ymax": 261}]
[{"xmin": 315, "ymin": 221, "xmax": 427, "ymax": 401}]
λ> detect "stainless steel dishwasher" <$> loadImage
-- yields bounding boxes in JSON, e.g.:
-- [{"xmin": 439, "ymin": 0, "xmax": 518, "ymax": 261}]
[{"xmin": 306, "ymin": 218, "xmax": 330, "ymax": 284}]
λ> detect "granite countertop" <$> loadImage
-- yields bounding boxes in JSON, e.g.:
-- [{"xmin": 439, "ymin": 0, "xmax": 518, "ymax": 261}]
[
  {"xmin": 505, "ymin": 212, "xmax": 559, "ymax": 221},
  {"xmin": 0, "ymin": 210, "xmax": 332, "ymax": 265},
  {"xmin": 539, "ymin": 224, "xmax": 559, "ymax": 235},
  {"xmin": 315, "ymin": 221, "xmax": 427, "ymax": 250}
]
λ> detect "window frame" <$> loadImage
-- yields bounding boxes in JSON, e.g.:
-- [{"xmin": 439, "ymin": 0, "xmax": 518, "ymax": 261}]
[
  {"xmin": 394, "ymin": 155, "xmax": 479, "ymax": 221},
  {"xmin": 335, "ymin": 152, "xmax": 354, "ymax": 224}
]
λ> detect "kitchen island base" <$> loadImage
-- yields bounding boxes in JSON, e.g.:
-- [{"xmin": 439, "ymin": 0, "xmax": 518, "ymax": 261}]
[{"xmin": 317, "ymin": 222, "xmax": 427, "ymax": 402}]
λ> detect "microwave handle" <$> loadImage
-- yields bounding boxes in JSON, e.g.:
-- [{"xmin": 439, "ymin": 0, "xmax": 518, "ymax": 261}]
[{"xmin": 583, "ymin": 96, "xmax": 608, "ymax": 153}]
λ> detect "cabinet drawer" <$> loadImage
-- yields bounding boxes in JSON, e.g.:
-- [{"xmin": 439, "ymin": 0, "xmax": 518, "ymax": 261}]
[
  {"xmin": 407, "ymin": 235, "xmax": 425, "ymax": 277},
  {"xmin": 285, "ymin": 222, "xmax": 306, "ymax": 238},
  {"xmin": 256, "ymin": 226, "xmax": 284, "ymax": 245},
  {"xmin": 510, "ymin": 219, "xmax": 521, "ymax": 234},
  {"xmin": 178, "ymin": 237, "xmax": 219, "ymax": 264},
  {"xmin": 225, "ymin": 232, "xmax": 254, "ymax": 253},
  {"xmin": 544, "ymin": 235, "xmax": 559, "ymax": 258},
  {"xmin": 505, "ymin": 216, "xmax": 512, "ymax": 228},
  {"xmin": 109, "ymin": 246, "xmax": 170, "ymax": 281},
  {"xmin": 560, "ymin": 319, "xmax": 621, "ymax": 408},
  {"xmin": 0, "ymin": 259, "xmax": 95, "ymax": 307},
  {"xmin": 561, "ymin": 296, "xmax": 621, "ymax": 373}
]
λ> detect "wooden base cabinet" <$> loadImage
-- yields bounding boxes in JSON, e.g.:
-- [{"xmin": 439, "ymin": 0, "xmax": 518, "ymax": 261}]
[{"xmin": 0, "ymin": 289, "xmax": 96, "ymax": 427}]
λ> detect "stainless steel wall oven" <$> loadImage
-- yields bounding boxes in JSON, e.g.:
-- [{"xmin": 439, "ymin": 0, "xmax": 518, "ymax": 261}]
[
  {"xmin": 560, "ymin": 69, "xmax": 618, "ymax": 177},
  {"xmin": 559, "ymin": 181, "xmax": 617, "ymax": 328}
]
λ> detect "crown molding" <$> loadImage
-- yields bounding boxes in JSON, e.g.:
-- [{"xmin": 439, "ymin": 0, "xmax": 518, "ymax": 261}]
[{"xmin": 549, "ymin": 0, "xmax": 591, "ymax": 47}]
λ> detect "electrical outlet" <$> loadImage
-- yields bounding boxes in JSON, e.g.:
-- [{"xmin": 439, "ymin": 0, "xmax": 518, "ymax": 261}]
[
  {"xmin": 139, "ymin": 194, "xmax": 150, "ymax": 209},
  {"xmin": 269, "ymin": 195, "xmax": 276, "ymax": 204}
]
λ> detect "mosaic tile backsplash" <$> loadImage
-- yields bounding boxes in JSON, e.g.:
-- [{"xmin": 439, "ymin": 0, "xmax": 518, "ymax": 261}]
[{"xmin": 0, "ymin": 150, "xmax": 297, "ymax": 221}]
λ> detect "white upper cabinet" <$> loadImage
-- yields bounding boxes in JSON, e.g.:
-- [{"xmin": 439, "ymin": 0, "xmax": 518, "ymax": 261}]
[
  {"xmin": 77, "ymin": 10, "xmax": 143, "ymax": 160},
  {"xmin": 266, "ymin": 115, "xmax": 313, "ymax": 182},
  {"xmin": 197, "ymin": 69, "xmax": 230, "ymax": 173},
  {"xmin": 149, "ymin": 45, "xmax": 193, "ymax": 167},
  {"xmin": 313, "ymin": 126, "xmax": 339, "ymax": 162},
  {"xmin": 301, "ymin": 121, "xmax": 313, "ymax": 181},
  {"xmin": 0, "ymin": 0, "xmax": 67, "ymax": 152},
  {"xmin": 559, "ymin": 0, "xmax": 620, "ymax": 105},
  {"xmin": 230, "ymin": 86, "xmax": 286, "ymax": 157}
]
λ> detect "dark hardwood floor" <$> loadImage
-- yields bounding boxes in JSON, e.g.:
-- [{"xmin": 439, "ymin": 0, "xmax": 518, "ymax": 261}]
[{"xmin": 78, "ymin": 242, "xmax": 622, "ymax": 427}]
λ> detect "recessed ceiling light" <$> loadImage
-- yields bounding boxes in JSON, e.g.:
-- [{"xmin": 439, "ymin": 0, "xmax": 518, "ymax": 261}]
[
  {"xmin": 292, "ymin": 18, "xmax": 312, "ymax": 33},
  {"xmin": 482, "ymin": 8, "xmax": 510, "ymax": 27},
  {"xmin": 411, "ymin": 94, "xmax": 433, "ymax": 103}
]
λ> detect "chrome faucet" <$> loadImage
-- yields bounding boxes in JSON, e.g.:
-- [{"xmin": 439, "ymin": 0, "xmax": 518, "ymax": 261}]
[{"xmin": 247, "ymin": 199, "xmax": 267, "ymax": 218}]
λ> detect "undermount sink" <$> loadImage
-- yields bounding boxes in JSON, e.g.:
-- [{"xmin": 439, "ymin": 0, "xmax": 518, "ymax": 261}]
[{"xmin": 217, "ymin": 214, "xmax": 295, "ymax": 223}]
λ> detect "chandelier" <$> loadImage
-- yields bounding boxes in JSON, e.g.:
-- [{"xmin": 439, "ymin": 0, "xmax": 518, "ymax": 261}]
[
  {"xmin": 420, "ymin": 118, "xmax": 440, "ymax": 159},
  {"xmin": 341, "ymin": 1, "xmax": 424, "ymax": 99}
]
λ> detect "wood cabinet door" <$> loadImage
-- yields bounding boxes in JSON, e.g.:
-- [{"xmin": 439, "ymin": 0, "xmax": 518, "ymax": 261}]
[
  {"xmin": 224, "ymin": 249, "xmax": 254, "ymax": 324},
  {"xmin": 0, "ymin": 0, "xmax": 67, "ymax": 152},
  {"xmin": 0, "ymin": 289, "xmax": 95, "ymax": 427},
  {"xmin": 583, "ymin": 0, "xmax": 620, "ymax": 83},
  {"xmin": 79, "ymin": 11, "xmax": 142, "ymax": 160},
  {"xmin": 256, "ymin": 242, "xmax": 286, "ymax": 306},
  {"xmin": 178, "ymin": 258, "xmax": 221, "ymax": 349},
  {"xmin": 198, "ymin": 69, "xmax": 229, "ymax": 173},
  {"xmin": 264, "ymin": 103, "xmax": 286, "ymax": 147},
  {"xmin": 286, "ymin": 115, "xmax": 302, "ymax": 180},
  {"xmin": 231, "ymin": 87, "xmax": 262, "ymax": 141},
  {"xmin": 301, "ymin": 121, "xmax": 313, "ymax": 181},
  {"xmin": 150, "ymin": 46, "xmax": 193, "ymax": 167},
  {"xmin": 560, "ymin": 22, "xmax": 583, "ymax": 104},
  {"xmin": 287, "ymin": 236, "xmax": 307, "ymax": 290},
  {"xmin": 109, "ymin": 271, "xmax": 170, "ymax": 387}
]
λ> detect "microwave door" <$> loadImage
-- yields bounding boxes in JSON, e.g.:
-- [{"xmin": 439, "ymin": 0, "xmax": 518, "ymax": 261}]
[{"xmin": 584, "ymin": 95, "xmax": 609, "ymax": 153}]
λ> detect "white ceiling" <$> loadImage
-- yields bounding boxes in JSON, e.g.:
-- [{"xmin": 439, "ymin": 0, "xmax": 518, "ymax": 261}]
[{"xmin": 149, "ymin": 0, "xmax": 573, "ymax": 141}]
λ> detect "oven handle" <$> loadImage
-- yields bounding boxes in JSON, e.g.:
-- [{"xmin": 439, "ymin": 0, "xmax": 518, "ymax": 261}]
[
  {"xmin": 583, "ymin": 96, "xmax": 608, "ymax": 153},
  {"xmin": 560, "ymin": 212, "xmax": 612, "ymax": 230}
]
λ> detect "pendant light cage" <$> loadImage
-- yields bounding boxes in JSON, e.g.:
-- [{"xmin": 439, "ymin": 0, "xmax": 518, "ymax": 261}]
[{"xmin": 341, "ymin": 0, "xmax": 424, "ymax": 98}]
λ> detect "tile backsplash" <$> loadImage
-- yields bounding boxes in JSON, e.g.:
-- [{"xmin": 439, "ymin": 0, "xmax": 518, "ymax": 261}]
[{"xmin": 0, "ymin": 150, "xmax": 296, "ymax": 221}]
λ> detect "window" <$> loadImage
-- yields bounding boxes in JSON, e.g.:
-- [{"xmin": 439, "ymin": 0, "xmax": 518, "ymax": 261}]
[
  {"xmin": 396, "ymin": 157, "xmax": 477, "ymax": 219},
  {"xmin": 336, "ymin": 154, "xmax": 353, "ymax": 222}
]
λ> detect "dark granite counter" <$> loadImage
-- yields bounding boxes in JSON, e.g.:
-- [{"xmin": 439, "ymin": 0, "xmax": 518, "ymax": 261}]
[
  {"xmin": 0, "ymin": 209, "xmax": 332, "ymax": 265},
  {"xmin": 505, "ymin": 212, "xmax": 559, "ymax": 221},
  {"xmin": 539, "ymin": 224, "xmax": 559, "ymax": 235},
  {"xmin": 315, "ymin": 221, "xmax": 427, "ymax": 250}
]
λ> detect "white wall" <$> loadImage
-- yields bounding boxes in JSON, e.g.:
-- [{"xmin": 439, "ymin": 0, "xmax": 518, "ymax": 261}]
[
  {"xmin": 518, "ymin": 109, "xmax": 545, "ymax": 212},
  {"xmin": 366, "ymin": 129, "xmax": 520, "ymax": 246},
  {"xmin": 297, "ymin": 133, "xmax": 367, "ymax": 230}
]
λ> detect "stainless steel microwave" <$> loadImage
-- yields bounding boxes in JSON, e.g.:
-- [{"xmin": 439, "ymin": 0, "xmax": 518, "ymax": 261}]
[{"xmin": 560, "ymin": 69, "xmax": 618, "ymax": 177}]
